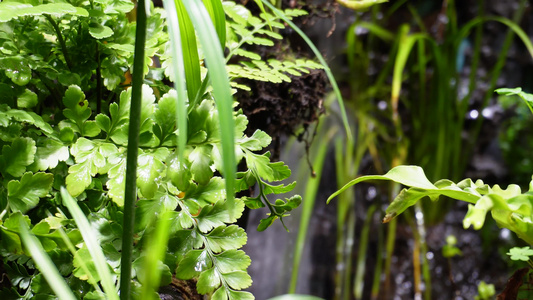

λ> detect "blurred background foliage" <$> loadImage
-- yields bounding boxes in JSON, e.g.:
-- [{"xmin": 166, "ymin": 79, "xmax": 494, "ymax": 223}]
[{"xmin": 238, "ymin": 0, "xmax": 533, "ymax": 299}]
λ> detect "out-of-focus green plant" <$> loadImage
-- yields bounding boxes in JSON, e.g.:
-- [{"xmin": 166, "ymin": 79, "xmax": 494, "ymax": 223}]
[{"xmin": 474, "ymin": 281, "xmax": 496, "ymax": 300}]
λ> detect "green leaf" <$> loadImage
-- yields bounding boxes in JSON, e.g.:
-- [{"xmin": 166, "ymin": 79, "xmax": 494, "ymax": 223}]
[
  {"xmin": 0, "ymin": 57, "xmax": 31, "ymax": 86},
  {"xmin": 0, "ymin": 2, "xmax": 88, "ymax": 21},
  {"xmin": 17, "ymin": 89, "xmax": 38, "ymax": 108},
  {"xmin": 214, "ymin": 250, "xmax": 251, "ymax": 273},
  {"xmin": 181, "ymin": 0, "xmax": 237, "ymax": 217},
  {"xmin": 212, "ymin": 287, "xmax": 255, "ymax": 300},
  {"xmin": 507, "ymin": 247, "xmax": 533, "ymax": 261},
  {"xmin": 176, "ymin": 250, "xmax": 212, "ymax": 280},
  {"xmin": 95, "ymin": 114, "xmax": 111, "ymax": 133},
  {"xmin": 7, "ymin": 172, "xmax": 54, "ymax": 213},
  {"xmin": 137, "ymin": 150, "xmax": 168, "ymax": 199},
  {"xmin": 154, "ymin": 90, "xmax": 177, "ymax": 144},
  {"xmin": 239, "ymin": 130, "xmax": 271, "ymax": 151},
  {"xmin": 196, "ymin": 200, "xmax": 244, "ymax": 233},
  {"xmin": 189, "ymin": 145, "xmax": 214, "ymax": 185},
  {"xmin": 328, "ymin": 165, "xmax": 437, "ymax": 204},
  {"xmin": 1, "ymin": 137, "xmax": 36, "ymax": 177},
  {"xmin": 135, "ymin": 194, "xmax": 178, "ymax": 231},
  {"xmin": 30, "ymin": 139, "xmax": 69, "ymax": 171},
  {"xmin": 17, "ymin": 216, "xmax": 77, "ymax": 300},
  {"xmin": 66, "ymin": 139, "xmax": 117, "ymax": 196},
  {"xmin": 62, "ymin": 85, "xmax": 91, "ymax": 131},
  {"xmin": 61, "ymin": 188, "xmax": 119, "ymax": 300},
  {"xmin": 257, "ymin": 215, "xmax": 277, "ymax": 232},
  {"xmin": 220, "ymin": 271, "xmax": 252, "ymax": 290},
  {"xmin": 205, "ymin": 225, "xmax": 247, "ymax": 253},
  {"xmin": 184, "ymin": 177, "xmax": 226, "ymax": 207},
  {"xmin": 89, "ymin": 23, "xmax": 114, "ymax": 39},
  {"xmin": 174, "ymin": 0, "xmax": 201, "ymax": 100},
  {"xmin": 197, "ymin": 267, "xmax": 221, "ymax": 294}
]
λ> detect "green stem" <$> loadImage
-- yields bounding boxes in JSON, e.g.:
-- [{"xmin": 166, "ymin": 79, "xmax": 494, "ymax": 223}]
[
  {"xmin": 45, "ymin": 15, "xmax": 73, "ymax": 71},
  {"xmin": 119, "ymin": 0, "xmax": 147, "ymax": 298}
]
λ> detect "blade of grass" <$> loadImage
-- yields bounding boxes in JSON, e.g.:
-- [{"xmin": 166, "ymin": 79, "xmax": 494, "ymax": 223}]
[
  {"xmin": 61, "ymin": 187, "xmax": 119, "ymax": 300},
  {"xmin": 51, "ymin": 209, "xmax": 103, "ymax": 294},
  {"xmin": 175, "ymin": 0, "xmax": 201, "ymax": 101},
  {"xmin": 260, "ymin": 0, "xmax": 353, "ymax": 141},
  {"xmin": 354, "ymin": 205, "xmax": 377, "ymax": 299},
  {"xmin": 139, "ymin": 210, "xmax": 173, "ymax": 300},
  {"xmin": 120, "ymin": 0, "xmax": 148, "ymax": 297},
  {"xmin": 181, "ymin": 0, "xmax": 236, "ymax": 217},
  {"xmin": 203, "ymin": 0, "xmax": 226, "ymax": 48},
  {"xmin": 18, "ymin": 215, "xmax": 77, "ymax": 300},
  {"xmin": 289, "ymin": 123, "xmax": 336, "ymax": 293},
  {"xmin": 163, "ymin": 0, "xmax": 188, "ymax": 164}
]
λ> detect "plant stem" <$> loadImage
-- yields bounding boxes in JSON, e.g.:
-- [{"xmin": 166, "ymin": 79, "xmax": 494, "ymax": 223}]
[
  {"xmin": 119, "ymin": 0, "xmax": 147, "ymax": 298},
  {"xmin": 45, "ymin": 15, "xmax": 73, "ymax": 71}
]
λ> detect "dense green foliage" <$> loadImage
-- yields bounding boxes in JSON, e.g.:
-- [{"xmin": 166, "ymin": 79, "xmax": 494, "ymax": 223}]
[{"xmin": 0, "ymin": 0, "xmax": 322, "ymax": 298}]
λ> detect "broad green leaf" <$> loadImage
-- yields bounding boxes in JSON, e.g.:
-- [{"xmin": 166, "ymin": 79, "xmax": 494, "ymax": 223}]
[
  {"xmin": 1, "ymin": 137, "xmax": 36, "ymax": 177},
  {"xmin": 205, "ymin": 225, "xmax": 247, "ymax": 253},
  {"xmin": 135, "ymin": 193, "xmax": 178, "ymax": 231},
  {"xmin": 184, "ymin": 177, "xmax": 226, "ymax": 207},
  {"xmin": 7, "ymin": 172, "xmax": 53, "ymax": 213},
  {"xmin": 73, "ymin": 247, "xmax": 100, "ymax": 284},
  {"xmin": 154, "ymin": 90, "xmax": 177, "ymax": 145},
  {"xmin": 220, "ymin": 271, "xmax": 252, "ymax": 290},
  {"xmin": 0, "ymin": 57, "xmax": 31, "ymax": 86},
  {"xmin": 196, "ymin": 199, "xmax": 244, "ymax": 233},
  {"xmin": 214, "ymin": 250, "xmax": 251, "ymax": 273},
  {"xmin": 0, "ymin": 2, "xmax": 88, "ymax": 21},
  {"xmin": 31, "ymin": 139, "xmax": 70, "ymax": 171},
  {"xmin": 17, "ymin": 89, "xmax": 37, "ymax": 108},
  {"xmin": 106, "ymin": 152, "xmax": 127, "ymax": 206},
  {"xmin": 62, "ymin": 85, "xmax": 91, "ymax": 131},
  {"xmin": 245, "ymin": 151, "xmax": 291, "ymax": 182},
  {"xmin": 95, "ymin": 114, "xmax": 111, "ymax": 133},
  {"xmin": 137, "ymin": 150, "xmax": 168, "ymax": 199},
  {"xmin": 189, "ymin": 145, "xmax": 214, "ymax": 185},
  {"xmin": 176, "ymin": 249, "xmax": 212, "ymax": 279},
  {"xmin": 197, "ymin": 267, "xmax": 221, "ymax": 294},
  {"xmin": 212, "ymin": 287, "xmax": 255, "ymax": 300},
  {"xmin": 88, "ymin": 23, "xmax": 114, "ymax": 39},
  {"xmin": 238, "ymin": 130, "xmax": 271, "ymax": 151},
  {"xmin": 167, "ymin": 157, "xmax": 192, "ymax": 191},
  {"xmin": 507, "ymin": 247, "xmax": 533, "ymax": 261}
]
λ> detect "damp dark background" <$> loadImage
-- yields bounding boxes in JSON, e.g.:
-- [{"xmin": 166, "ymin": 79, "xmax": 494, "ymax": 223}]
[{"xmin": 235, "ymin": 0, "xmax": 533, "ymax": 299}]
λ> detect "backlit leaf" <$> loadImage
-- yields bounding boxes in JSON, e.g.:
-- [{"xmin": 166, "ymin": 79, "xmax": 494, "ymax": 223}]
[{"xmin": 7, "ymin": 172, "xmax": 53, "ymax": 213}]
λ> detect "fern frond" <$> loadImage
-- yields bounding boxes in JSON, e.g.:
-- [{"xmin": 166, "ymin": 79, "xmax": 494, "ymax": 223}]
[{"xmin": 228, "ymin": 58, "xmax": 324, "ymax": 86}]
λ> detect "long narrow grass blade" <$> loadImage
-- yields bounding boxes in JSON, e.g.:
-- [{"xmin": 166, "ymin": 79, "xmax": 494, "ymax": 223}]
[
  {"xmin": 61, "ymin": 187, "xmax": 119, "ymax": 300},
  {"xmin": 18, "ymin": 216, "xmax": 77, "ymax": 300},
  {"xmin": 181, "ymin": 0, "xmax": 236, "ymax": 217},
  {"xmin": 120, "ymin": 0, "xmax": 148, "ymax": 297},
  {"xmin": 289, "ymin": 124, "xmax": 336, "ymax": 293},
  {"xmin": 260, "ymin": 0, "xmax": 353, "ymax": 141},
  {"xmin": 139, "ymin": 210, "xmax": 173, "ymax": 300},
  {"xmin": 52, "ymin": 210, "xmax": 103, "ymax": 293},
  {"xmin": 203, "ymin": 0, "xmax": 226, "ymax": 48},
  {"xmin": 163, "ymin": 0, "xmax": 188, "ymax": 164},
  {"xmin": 175, "ymin": 0, "xmax": 201, "ymax": 101},
  {"xmin": 354, "ymin": 205, "xmax": 377, "ymax": 299}
]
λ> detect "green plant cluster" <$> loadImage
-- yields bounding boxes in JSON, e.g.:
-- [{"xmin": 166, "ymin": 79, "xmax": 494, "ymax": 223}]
[{"xmin": 0, "ymin": 0, "xmax": 320, "ymax": 298}]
